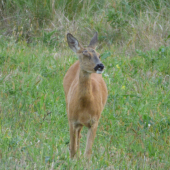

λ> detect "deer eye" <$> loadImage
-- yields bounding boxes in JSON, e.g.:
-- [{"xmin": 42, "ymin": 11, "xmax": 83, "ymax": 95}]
[
  {"xmin": 83, "ymin": 50, "xmax": 91, "ymax": 58},
  {"xmin": 83, "ymin": 50, "xmax": 88, "ymax": 55}
]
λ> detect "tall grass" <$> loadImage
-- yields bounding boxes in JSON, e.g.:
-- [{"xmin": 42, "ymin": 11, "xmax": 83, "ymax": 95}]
[
  {"xmin": 106, "ymin": 0, "xmax": 170, "ymax": 49},
  {"xmin": 1, "ymin": 0, "xmax": 170, "ymax": 50},
  {"xmin": 0, "ymin": 0, "xmax": 105, "ymax": 41}
]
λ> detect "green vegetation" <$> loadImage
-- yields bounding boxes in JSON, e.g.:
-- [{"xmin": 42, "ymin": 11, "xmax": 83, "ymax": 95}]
[{"xmin": 0, "ymin": 0, "xmax": 170, "ymax": 169}]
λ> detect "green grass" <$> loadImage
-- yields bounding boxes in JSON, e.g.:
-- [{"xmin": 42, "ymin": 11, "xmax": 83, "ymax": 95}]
[{"xmin": 0, "ymin": 36, "xmax": 170, "ymax": 169}]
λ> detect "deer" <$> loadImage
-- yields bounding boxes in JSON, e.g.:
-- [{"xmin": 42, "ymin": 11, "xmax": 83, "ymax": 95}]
[{"xmin": 63, "ymin": 32, "xmax": 108, "ymax": 159}]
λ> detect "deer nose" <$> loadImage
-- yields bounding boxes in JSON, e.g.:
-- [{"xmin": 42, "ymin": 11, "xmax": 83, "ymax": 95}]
[{"xmin": 94, "ymin": 63, "xmax": 104, "ymax": 71}]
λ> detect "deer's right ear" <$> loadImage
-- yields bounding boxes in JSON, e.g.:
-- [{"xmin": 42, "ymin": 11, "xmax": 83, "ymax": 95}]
[{"xmin": 67, "ymin": 33, "xmax": 81, "ymax": 53}]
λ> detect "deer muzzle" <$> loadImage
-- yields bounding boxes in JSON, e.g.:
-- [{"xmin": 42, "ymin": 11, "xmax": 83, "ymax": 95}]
[{"xmin": 94, "ymin": 63, "xmax": 104, "ymax": 74}]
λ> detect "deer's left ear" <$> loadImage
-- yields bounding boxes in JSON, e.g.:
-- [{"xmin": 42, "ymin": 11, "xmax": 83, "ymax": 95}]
[{"xmin": 88, "ymin": 32, "xmax": 98, "ymax": 49}]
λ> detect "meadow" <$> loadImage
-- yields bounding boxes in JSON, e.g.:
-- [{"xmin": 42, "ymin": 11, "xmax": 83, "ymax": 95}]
[{"xmin": 0, "ymin": 0, "xmax": 170, "ymax": 169}]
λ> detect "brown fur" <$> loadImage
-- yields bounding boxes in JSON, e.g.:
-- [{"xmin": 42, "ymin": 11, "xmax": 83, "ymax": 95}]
[{"xmin": 63, "ymin": 33, "xmax": 108, "ymax": 159}]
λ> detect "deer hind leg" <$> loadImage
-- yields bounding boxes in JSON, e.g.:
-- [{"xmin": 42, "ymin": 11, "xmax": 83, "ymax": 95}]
[
  {"xmin": 84, "ymin": 123, "xmax": 98, "ymax": 158},
  {"xmin": 69, "ymin": 123, "xmax": 77, "ymax": 159}
]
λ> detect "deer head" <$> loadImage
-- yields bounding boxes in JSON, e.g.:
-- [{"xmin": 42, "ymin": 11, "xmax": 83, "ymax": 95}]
[{"xmin": 67, "ymin": 32, "xmax": 104, "ymax": 74}]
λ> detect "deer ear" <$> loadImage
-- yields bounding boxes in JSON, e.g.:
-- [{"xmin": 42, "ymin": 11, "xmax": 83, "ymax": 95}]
[
  {"xmin": 88, "ymin": 32, "xmax": 98, "ymax": 49},
  {"xmin": 67, "ymin": 33, "xmax": 82, "ymax": 53}
]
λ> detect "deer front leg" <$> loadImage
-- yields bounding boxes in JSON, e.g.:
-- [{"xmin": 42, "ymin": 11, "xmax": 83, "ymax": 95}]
[
  {"xmin": 69, "ymin": 122, "xmax": 77, "ymax": 159},
  {"xmin": 77, "ymin": 126, "xmax": 83, "ymax": 156},
  {"xmin": 84, "ymin": 123, "xmax": 98, "ymax": 158}
]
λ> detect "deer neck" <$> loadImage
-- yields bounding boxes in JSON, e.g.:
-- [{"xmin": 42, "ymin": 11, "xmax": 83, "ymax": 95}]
[{"xmin": 78, "ymin": 70, "xmax": 93, "ymax": 102}]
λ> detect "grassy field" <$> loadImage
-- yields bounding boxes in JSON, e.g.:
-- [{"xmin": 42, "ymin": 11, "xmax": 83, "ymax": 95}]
[
  {"xmin": 0, "ymin": 0, "xmax": 170, "ymax": 169},
  {"xmin": 0, "ymin": 36, "xmax": 170, "ymax": 169}
]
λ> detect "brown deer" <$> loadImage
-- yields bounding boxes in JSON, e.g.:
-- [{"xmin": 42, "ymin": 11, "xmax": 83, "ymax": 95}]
[{"xmin": 63, "ymin": 32, "xmax": 108, "ymax": 159}]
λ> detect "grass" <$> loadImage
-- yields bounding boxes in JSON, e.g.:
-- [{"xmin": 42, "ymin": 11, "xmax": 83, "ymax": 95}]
[
  {"xmin": 0, "ymin": 0, "xmax": 170, "ymax": 169},
  {"xmin": 1, "ymin": 0, "xmax": 170, "ymax": 48},
  {"xmin": 0, "ymin": 34, "xmax": 170, "ymax": 169}
]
